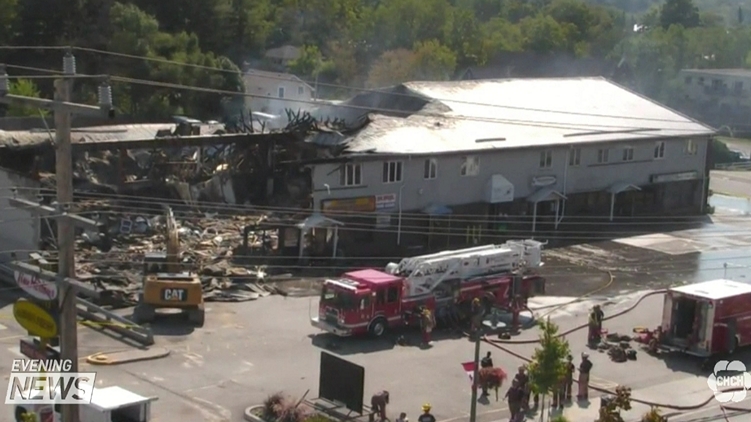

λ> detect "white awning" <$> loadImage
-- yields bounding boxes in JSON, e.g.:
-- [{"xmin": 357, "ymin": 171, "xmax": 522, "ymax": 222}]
[
  {"xmin": 607, "ymin": 182, "xmax": 641, "ymax": 195},
  {"xmin": 527, "ymin": 187, "xmax": 567, "ymax": 203},
  {"xmin": 296, "ymin": 214, "xmax": 344, "ymax": 230}
]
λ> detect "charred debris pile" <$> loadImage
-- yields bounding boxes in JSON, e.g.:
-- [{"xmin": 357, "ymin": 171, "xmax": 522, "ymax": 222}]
[{"xmin": 6, "ymin": 113, "xmax": 370, "ymax": 307}]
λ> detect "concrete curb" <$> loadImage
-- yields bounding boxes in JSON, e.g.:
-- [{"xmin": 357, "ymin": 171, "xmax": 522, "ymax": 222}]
[
  {"xmin": 86, "ymin": 347, "xmax": 171, "ymax": 365},
  {"xmin": 244, "ymin": 405, "xmax": 264, "ymax": 422}
]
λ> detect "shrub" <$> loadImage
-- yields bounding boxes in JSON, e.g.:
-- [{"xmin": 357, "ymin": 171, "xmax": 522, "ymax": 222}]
[
  {"xmin": 263, "ymin": 392, "xmax": 286, "ymax": 420},
  {"xmin": 277, "ymin": 402, "xmax": 310, "ymax": 422},
  {"xmin": 550, "ymin": 416, "xmax": 570, "ymax": 422},
  {"xmin": 305, "ymin": 415, "xmax": 334, "ymax": 422},
  {"xmin": 641, "ymin": 407, "xmax": 668, "ymax": 422}
]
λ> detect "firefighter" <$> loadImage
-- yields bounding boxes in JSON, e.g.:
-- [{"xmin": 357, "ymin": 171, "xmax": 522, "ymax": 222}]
[
  {"xmin": 420, "ymin": 308, "xmax": 436, "ymax": 346},
  {"xmin": 510, "ymin": 294, "xmax": 523, "ymax": 333},
  {"xmin": 505, "ymin": 380, "xmax": 523, "ymax": 421},
  {"xmin": 470, "ymin": 298, "xmax": 484, "ymax": 332},
  {"xmin": 577, "ymin": 353, "xmax": 594, "ymax": 401},
  {"xmin": 552, "ymin": 357, "xmax": 570, "ymax": 409},
  {"xmin": 370, "ymin": 391, "xmax": 389, "ymax": 422},
  {"xmin": 514, "ymin": 366, "xmax": 538, "ymax": 411},
  {"xmin": 418, "ymin": 404, "xmax": 435, "ymax": 422},
  {"xmin": 588, "ymin": 305, "xmax": 604, "ymax": 345},
  {"xmin": 480, "ymin": 352, "xmax": 494, "ymax": 396},
  {"xmin": 563, "ymin": 354, "xmax": 575, "ymax": 402}
]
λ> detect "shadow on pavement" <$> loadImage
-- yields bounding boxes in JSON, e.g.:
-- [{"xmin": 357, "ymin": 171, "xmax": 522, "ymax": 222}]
[{"xmin": 309, "ymin": 328, "xmax": 465, "ymax": 355}]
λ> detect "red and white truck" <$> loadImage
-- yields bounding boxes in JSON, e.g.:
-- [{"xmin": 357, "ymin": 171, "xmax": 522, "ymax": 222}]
[
  {"xmin": 659, "ymin": 279, "xmax": 751, "ymax": 357},
  {"xmin": 310, "ymin": 240, "xmax": 546, "ymax": 337}
]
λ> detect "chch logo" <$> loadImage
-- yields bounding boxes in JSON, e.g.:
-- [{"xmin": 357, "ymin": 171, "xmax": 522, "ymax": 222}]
[{"xmin": 707, "ymin": 360, "xmax": 751, "ymax": 403}]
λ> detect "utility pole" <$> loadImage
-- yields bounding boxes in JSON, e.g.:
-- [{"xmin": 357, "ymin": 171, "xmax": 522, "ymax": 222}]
[
  {"xmin": 58, "ymin": 52, "xmax": 78, "ymax": 422},
  {"xmin": 469, "ymin": 328, "xmax": 483, "ymax": 422},
  {"xmin": 0, "ymin": 52, "xmax": 114, "ymax": 422}
]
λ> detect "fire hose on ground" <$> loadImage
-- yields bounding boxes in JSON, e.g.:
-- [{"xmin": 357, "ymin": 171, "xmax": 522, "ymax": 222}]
[{"xmin": 471, "ymin": 271, "xmax": 750, "ymax": 415}]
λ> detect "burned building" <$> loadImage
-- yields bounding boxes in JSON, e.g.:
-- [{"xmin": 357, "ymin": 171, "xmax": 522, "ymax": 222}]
[{"xmin": 304, "ymin": 77, "xmax": 715, "ymax": 257}]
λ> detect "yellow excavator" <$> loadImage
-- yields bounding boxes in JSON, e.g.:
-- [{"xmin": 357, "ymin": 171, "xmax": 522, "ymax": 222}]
[{"xmin": 132, "ymin": 207, "xmax": 205, "ymax": 326}]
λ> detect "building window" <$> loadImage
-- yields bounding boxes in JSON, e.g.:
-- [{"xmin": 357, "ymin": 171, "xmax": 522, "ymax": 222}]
[
  {"xmin": 622, "ymin": 147, "xmax": 634, "ymax": 162},
  {"xmin": 382, "ymin": 161, "xmax": 403, "ymax": 183},
  {"xmin": 460, "ymin": 156, "xmax": 480, "ymax": 177},
  {"xmin": 597, "ymin": 149, "xmax": 609, "ymax": 164},
  {"xmin": 735, "ymin": 81, "xmax": 744, "ymax": 93},
  {"xmin": 684, "ymin": 76, "xmax": 692, "ymax": 84},
  {"xmin": 712, "ymin": 79, "xmax": 723, "ymax": 91},
  {"xmin": 569, "ymin": 148, "xmax": 581, "ymax": 166},
  {"xmin": 539, "ymin": 150, "xmax": 553, "ymax": 168},
  {"xmin": 698, "ymin": 77, "xmax": 705, "ymax": 85},
  {"xmin": 340, "ymin": 163, "xmax": 362, "ymax": 186},
  {"xmin": 278, "ymin": 87, "xmax": 285, "ymax": 98},
  {"xmin": 654, "ymin": 141, "xmax": 665, "ymax": 159},
  {"xmin": 424, "ymin": 158, "xmax": 437, "ymax": 179},
  {"xmin": 298, "ymin": 86, "xmax": 304, "ymax": 96},
  {"xmin": 685, "ymin": 139, "xmax": 698, "ymax": 155}
]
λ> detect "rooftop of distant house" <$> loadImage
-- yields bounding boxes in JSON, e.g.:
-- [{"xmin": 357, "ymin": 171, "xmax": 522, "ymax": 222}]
[
  {"xmin": 244, "ymin": 68, "xmax": 315, "ymax": 92},
  {"xmin": 681, "ymin": 68, "xmax": 751, "ymax": 77},
  {"xmin": 264, "ymin": 45, "xmax": 302, "ymax": 61},
  {"xmin": 307, "ymin": 77, "xmax": 715, "ymax": 156}
]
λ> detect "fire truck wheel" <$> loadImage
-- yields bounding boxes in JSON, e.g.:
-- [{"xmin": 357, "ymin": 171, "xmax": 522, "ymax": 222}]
[{"xmin": 369, "ymin": 318, "xmax": 388, "ymax": 337}]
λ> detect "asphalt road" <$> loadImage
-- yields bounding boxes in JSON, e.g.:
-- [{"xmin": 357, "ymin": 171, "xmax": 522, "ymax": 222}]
[
  {"xmin": 711, "ymin": 170, "xmax": 751, "ymax": 198},
  {"xmin": 1, "ymin": 289, "xmax": 748, "ymax": 422}
]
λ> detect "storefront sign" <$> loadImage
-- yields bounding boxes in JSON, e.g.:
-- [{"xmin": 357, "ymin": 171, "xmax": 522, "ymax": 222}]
[
  {"xmin": 321, "ymin": 196, "xmax": 376, "ymax": 214},
  {"xmin": 375, "ymin": 194, "xmax": 397, "ymax": 210},
  {"xmin": 13, "ymin": 299, "xmax": 58, "ymax": 338},
  {"xmin": 19, "ymin": 338, "xmax": 60, "ymax": 361},
  {"xmin": 487, "ymin": 175, "xmax": 514, "ymax": 203},
  {"xmin": 14, "ymin": 271, "xmax": 58, "ymax": 301},
  {"xmin": 651, "ymin": 171, "xmax": 699, "ymax": 184},
  {"xmin": 531, "ymin": 176, "xmax": 557, "ymax": 187}
]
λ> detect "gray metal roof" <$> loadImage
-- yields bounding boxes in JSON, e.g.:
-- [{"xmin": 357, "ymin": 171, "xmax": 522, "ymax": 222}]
[
  {"xmin": 681, "ymin": 69, "xmax": 751, "ymax": 77},
  {"xmin": 308, "ymin": 77, "xmax": 715, "ymax": 155}
]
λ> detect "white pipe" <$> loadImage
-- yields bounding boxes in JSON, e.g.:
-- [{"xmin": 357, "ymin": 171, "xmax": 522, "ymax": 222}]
[
  {"xmin": 700, "ymin": 137, "xmax": 710, "ymax": 214},
  {"xmin": 531, "ymin": 201, "xmax": 538, "ymax": 234},
  {"xmin": 397, "ymin": 183, "xmax": 407, "ymax": 245},
  {"xmin": 610, "ymin": 192, "xmax": 616, "ymax": 222},
  {"xmin": 559, "ymin": 147, "xmax": 570, "ymax": 227}
]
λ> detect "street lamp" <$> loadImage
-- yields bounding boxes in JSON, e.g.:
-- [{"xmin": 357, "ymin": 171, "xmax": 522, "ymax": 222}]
[
  {"xmin": 0, "ymin": 65, "xmax": 8, "ymax": 97},
  {"xmin": 469, "ymin": 327, "xmax": 485, "ymax": 422}
]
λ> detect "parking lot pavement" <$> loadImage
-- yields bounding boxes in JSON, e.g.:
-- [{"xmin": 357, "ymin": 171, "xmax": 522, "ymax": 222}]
[
  {"xmin": 710, "ymin": 171, "xmax": 751, "ymax": 198},
  {"xmin": 1, "ymin": 287, "xmax": 738, "ymax": 422}
]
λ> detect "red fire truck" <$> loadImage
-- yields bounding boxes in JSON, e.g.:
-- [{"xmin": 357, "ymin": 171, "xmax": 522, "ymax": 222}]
[
  {"xmin": 310, "ymin": 240, "xmax": 546, "ymax": 337},
  {"xmin": 658, "ymin": 279, "xmax": 751, "ymax": 357}
]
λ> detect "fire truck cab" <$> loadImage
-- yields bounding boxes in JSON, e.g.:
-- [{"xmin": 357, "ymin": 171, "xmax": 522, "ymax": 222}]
[
  {"xmin": 661, "ymin": 279, "xmax": 751, "ymax": 357},
  {"xmin": 311, "ymin": 240, "xmax": 546, "ymax": 337}
]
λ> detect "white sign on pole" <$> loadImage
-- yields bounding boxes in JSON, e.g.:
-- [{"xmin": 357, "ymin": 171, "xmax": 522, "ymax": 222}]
[{"xmin": 14, "ymin": 271, "xmax": 58, "ymax": 301}]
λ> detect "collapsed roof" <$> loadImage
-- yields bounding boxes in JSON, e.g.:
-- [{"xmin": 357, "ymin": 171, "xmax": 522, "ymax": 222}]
[{"xmin": 307, "ymin": 77, "xmax": 716, "ymax": 156}]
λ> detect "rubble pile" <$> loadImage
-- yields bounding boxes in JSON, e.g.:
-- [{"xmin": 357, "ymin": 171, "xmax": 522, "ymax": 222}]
[{"xmin": 72, "ymin": 207, "xmax": 285, "ymax": 308}]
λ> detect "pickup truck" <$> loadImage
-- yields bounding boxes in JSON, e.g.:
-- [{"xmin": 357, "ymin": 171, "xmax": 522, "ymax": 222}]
[{"xmin": 14, "ymin": 386, "xmax": 157, "ymax": 422}]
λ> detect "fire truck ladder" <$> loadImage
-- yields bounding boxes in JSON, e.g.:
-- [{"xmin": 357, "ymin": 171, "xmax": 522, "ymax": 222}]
[
  {"xmin": 400, "ymin": 240, "xmax": 544, "ymax": 297},
  {"xmin": 386, "ymin": 244, "xmax": 503, "ymax": 276}
]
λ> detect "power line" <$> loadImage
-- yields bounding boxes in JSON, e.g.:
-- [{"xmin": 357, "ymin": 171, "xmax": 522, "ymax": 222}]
[
  {"xmin": 0, "ymin": 63, "xmax": 713, "ymax": 135},
  {"xmin": 5, "ymin": 187, "xmax": 740, "ymax": 222},
  {"xmin": 0, "ymin": 45, "xmax": 710, "ymax": 126}
]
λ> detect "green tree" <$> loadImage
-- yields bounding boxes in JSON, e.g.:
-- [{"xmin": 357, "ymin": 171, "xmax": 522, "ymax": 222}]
[
  {"xmin": 6, "ymin": 79, "xmax": 48, "ymax": 117},
  {"xmin": 659, "ymin": 0, "xmax": 700, "ymax": 29},
  {"xmin": 366, "ymin": 49, "xmax": 417, "ymax": 88},
  {"xmin": 519, "ymin": 14, "xmax": 576, "ymax": 53},
  {"xmin": 527, "ymin": 319, "xmax": 570, "ymax": 422},
  {"xmin": 411, "ymin": 40, "xmax": 458, "ymax": 80},
  {"xmin": 288, "ymin": 45, "xmax": 331, "ymax": 77},
  {"xmin": 20, "ymin": 411, "xmax": 37, "ymax": 422}
]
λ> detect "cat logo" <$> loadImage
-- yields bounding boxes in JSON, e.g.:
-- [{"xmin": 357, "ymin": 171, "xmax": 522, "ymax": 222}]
[{"xmin": 162, "ymin": 288, "xmax": 187, "ymax": 302}]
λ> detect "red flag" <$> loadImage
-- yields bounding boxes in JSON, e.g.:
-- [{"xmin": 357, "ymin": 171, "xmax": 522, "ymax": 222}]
[{"xmin": 462, "ymin": 361, "xmax": 475, "ymax": 383}]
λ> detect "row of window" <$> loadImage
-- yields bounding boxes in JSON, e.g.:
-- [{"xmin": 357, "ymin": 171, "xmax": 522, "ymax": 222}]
[
  {"xmin": 339, "ymin": 140, "xmax": 701, "ymax": 186},
  {"xmin": 276, "ymin": 85, "xmax": 306, "ymax": 99}
]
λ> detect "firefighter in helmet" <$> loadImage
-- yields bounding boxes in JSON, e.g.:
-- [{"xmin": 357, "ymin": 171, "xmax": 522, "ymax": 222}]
[{"xmin": 470, "ymin": 298, "xmax": 484, "ymax": 332}]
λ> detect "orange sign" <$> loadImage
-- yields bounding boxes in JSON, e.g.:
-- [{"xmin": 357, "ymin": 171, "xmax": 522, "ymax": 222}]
[{"xmin": 321, "ymin": 196, "xmax": 376, "ymax": 214}]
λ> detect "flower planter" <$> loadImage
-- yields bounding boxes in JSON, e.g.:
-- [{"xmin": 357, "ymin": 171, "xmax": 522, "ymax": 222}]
[{"xmin": 244, "ymin": 405, "xmax": 265, "ymax": 422}]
